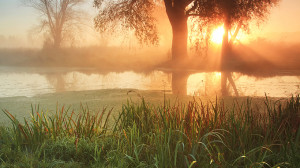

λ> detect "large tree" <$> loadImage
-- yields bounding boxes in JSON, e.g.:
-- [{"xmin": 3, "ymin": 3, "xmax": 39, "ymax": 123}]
[
  {"xmin": 23, "ymin": 0, "xmax": 85, "ymax": 48},
  {"xmin": 94, "ymin": 0, "xmax": 210, "ymax": 95},
  {"xmin": 178, "ymin": 0, "xmax": 279, "ymax": 96},
  {"xmin": 94, "ymin": 0, "xmax": 279, "ymax": 95},
  {"xmin": 94, "ymin": 0, "xmax": 199, "ymax": 60}
]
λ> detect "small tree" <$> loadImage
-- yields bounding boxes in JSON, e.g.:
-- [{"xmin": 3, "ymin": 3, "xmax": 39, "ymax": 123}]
[
  {"xmin": 186, "ymin": 0, "xmax": 279, "ymax": 96},
  {"xmin": 211, "ymin": 0, "xmax": 279, "ymax": 96},
  {"xmin": 23, "ymin": 0, "xmax": 85, "ymax": 48}
]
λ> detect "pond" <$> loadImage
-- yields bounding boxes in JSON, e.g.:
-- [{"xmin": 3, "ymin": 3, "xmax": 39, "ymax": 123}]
[{"xmin": 0, "ymin": 66, "xmax": 299, "ymax": 98}]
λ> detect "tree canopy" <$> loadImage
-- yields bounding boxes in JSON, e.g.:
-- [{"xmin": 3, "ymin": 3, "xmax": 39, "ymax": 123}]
[
  {"xmin": 94, "ymin": 0, "xmax": 279, "ymax": 46},
  {"xmin": 94, "ymin": 0, "xmax": 280, "ymax": 95},
  {"xmin": 94, "ymin": 0, "xmax": 159, "ymax": 45},
  {"xmin": 93, "ymin": 0, "xmax": 280, "ymax": 71},
  {"xmin": 193, "ymin": 0, "xmax": 279, "ymax": 25}
]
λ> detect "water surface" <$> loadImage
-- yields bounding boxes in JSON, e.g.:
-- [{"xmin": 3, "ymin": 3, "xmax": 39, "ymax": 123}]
[{"xmin": 0, "ymin": 66, "xmax": 299, "ymax": 98}]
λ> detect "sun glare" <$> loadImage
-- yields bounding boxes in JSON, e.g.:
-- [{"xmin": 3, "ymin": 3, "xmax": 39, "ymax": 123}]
[
  {"xmin": 210, "ymin": 25, "xmax": 248, "ymax": 45},
  {"xmin": 215, "ymin": 72, "xmax": 222, "ymax": 78},
  {"xmin": 211, "ymin": 26, "xmax": 225, "ymax": 44}
]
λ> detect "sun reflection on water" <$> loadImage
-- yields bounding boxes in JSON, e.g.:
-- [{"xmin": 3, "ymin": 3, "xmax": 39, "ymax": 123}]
[{"xmin": 0, "ymin": 67, "xmax": 299, "ymax": 98}]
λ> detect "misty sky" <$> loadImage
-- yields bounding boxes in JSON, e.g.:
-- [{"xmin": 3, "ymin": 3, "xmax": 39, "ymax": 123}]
[{"xmin": 0, "ymin": 0, "xmax": 300, "ymax": 47}]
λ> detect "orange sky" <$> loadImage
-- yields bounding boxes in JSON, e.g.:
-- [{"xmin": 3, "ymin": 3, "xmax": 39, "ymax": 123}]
[
  {"xmin": 0, "ymin": 0, "xmax": 299, "ymax": 48},
  {"xmin": 248, "ymin": 0, "xmax": 300, "ymax": 43}
]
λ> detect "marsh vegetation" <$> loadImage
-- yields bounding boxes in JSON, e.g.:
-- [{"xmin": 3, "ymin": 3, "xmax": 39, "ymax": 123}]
[{"xmin": 0, "ymin": 95, "xmax": 299, "ymax": 167}]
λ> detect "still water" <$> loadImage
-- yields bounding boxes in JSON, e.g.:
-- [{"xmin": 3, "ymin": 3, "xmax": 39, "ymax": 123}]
[{"xmin": 0, "ymin": 66, "xmax": 299, "ymax": 98}]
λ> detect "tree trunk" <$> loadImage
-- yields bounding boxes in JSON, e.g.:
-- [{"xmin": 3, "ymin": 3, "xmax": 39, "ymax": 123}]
[
  {"xmin": 165, "ymin": 3, "xmax": 189, "ymax": 95},
  {"xmin": 221, "ymin": 72, "xmax": 228, "ymax": 96},
  {"xmin": 172, "ymin": 71, "xmax": 189, "ymax": 95},
  {"xmin": 53, "ymin": 33, "xmax": 61, "ymax": 49},
  {"xmin": 221, "ymin": 16, "xmax": 230, "ymax": 70},
  {"xmin": 170, "ymin": 16, "xmax": 188, "ymax": 60}
]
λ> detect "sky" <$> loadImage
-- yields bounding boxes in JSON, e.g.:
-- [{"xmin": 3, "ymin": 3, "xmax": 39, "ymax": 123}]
[
  {"xmin": 250, "ymin": 0, "xmax": 300, "ymax": 42},
  {"xmin": 264, "ymin": 0, "xmax": 300, "ymax": 32},
  {"xmin": 0, "ymin": 0, "xmax": 99, "ymax": 47},
  {"xmin": 0, "ymin": 0, "xmax": 300, "ymax": 48}
]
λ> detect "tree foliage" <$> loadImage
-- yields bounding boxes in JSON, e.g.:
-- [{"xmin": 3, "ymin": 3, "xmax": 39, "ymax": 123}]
[
  {"xmin": 94, "ymin": 0, "xmax": 279, "ymax": 48},
  {"xmin": 193, "ymin": 0, "xmax": 280, "ymax": 96},
  {"xmin": 192, "ymin": 0, "xmax": 280, "ymax": 32},
  {"xmin": 94, "ymin": 0, "xmax": 159, "ymax": 45},
  {"xmin": 23, "ymin": 0, "xmax": 86, "ymax": 48},
  {"xmin": 94, "ymin": 0, "xmax": 280, "ymax": 96}
]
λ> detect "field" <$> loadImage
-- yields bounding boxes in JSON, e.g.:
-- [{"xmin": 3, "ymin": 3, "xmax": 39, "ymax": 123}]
[{"xmin": 0, "ymin": 90, "xmax": 299, "ymax": 167}]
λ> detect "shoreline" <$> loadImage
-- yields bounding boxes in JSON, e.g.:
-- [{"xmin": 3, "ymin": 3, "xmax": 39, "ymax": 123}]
[
  {"xmin": 0, "ymin": 89, "xmax": 187, "ymax": 126},
  {"xmin": 0, "ymin": 88, "xmax": 288, "ymax": 126}
]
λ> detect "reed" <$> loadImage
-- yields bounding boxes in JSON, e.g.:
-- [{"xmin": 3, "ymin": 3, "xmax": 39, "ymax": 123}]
[
  {"xmin": 0, "ymin": 96, "xmax": 299, "ymax": 167},
  {"xmin": 2, "ymin": 104, "xmax": 112, "ymax": 150}
]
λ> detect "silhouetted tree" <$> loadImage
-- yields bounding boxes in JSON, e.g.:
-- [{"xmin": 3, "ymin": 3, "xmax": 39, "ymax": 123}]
[
  {"xmin": 94, "ymin": 0, "xmax": 214, "ymax": 95},
  {"xmin": 23, "ymin": 0, "xmax": 85, "ymax": 48},
  {"xmin": 187, "ymin": 0, "xmax": 279, "ymax": 95},
  {"xmin": 94, "ymin": 0, "xmax": 198, "ymax": 60},
  {"xmin": 203, "ymin": 0, "xmax": 280, "ymax": 96},
  {"xmin": 94, "ymin": 0, "xmax": 279, "ymax": 95}
]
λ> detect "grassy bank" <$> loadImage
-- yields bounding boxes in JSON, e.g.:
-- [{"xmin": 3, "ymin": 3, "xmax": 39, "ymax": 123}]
[
  {"xmin": 0, "ymin": 95, "xmax": 299, "ymax": 167},
  {"xmin": 0, "ymin": 89, "xmax": 190, "ymax": 126}
]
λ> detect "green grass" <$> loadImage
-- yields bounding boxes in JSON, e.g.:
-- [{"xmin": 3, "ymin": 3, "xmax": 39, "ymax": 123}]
[{"xmin": 0, "ymin": 95, "xmax": 299, "ymax": 167}]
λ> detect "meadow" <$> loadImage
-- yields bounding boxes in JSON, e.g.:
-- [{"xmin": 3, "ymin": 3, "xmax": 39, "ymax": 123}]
[{"xmin": 0, "ymin": 93, "xmax": 299, "ymax": 167}]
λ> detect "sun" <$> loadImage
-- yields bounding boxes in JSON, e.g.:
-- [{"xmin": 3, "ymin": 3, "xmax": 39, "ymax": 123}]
[
  {"xmin": 210, "ymin": 25, "xmax": 248, "ymax": 44},
  {"xmin": 210, "ymin": 26, "xmax": 225, "ymax": 44},
  {"xmin": 215, "ymin": 72, "xmax": 222, "ymax": 78}
]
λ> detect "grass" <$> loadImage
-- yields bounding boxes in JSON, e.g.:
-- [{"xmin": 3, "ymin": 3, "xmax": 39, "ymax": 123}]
[{"xmin": 0, "ymin": 95, "xmax": 299, "ymax": 167}]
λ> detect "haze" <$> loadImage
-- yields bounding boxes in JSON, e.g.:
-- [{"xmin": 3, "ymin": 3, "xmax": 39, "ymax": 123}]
[
  {"xmin": 0, "ymin": 0, "xmax": 300, "ymax": 97},
  {"xmin": 0, "ymin": 0, "xmax": 300, "ymax": 48}
]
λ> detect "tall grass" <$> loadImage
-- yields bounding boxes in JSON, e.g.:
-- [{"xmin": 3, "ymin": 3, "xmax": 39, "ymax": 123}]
[
  {"xmin": 113, "ymin": 96, "xmax": 299, "ymax": 167},
  {"xmin": 0, "ymin": 96, "xmax": 299, "ymax": 167},
  {"xmin": 2, "ymin": 104, "xmax": 112, "ymax": 150}
]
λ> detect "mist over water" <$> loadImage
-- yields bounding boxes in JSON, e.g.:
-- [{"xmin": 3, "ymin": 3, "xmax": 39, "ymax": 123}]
[
  {"xmin": 0, "ymin": 39, "xmax": 300, "ymax": 98},
  {"xmin": 1, "ymin": 0, "xmax": 300, "ymax": 99},
  {"xmin": 0, "ymin": 66, "xmax": 299, "ymax": 98}
]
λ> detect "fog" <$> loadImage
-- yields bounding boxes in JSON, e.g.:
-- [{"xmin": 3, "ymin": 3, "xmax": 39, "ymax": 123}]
[
  {"xmin": 1, "ymin": 0, "xmax": 299, "ymax": 77},
  {"xmin": 1, "ymin": 0, "xmax": 300, "ymax": 97},
  {"xmin": 0, "ymin": 46, "xmax": 169, "ymax": 74},
  {"xmin": 231, "ymin": 40, "xmax": 300, "ymax": 76}
]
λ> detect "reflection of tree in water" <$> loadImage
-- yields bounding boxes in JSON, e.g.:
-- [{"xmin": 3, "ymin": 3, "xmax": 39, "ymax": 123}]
[
  {"xmin": 222, "ymin": 72, "xmax": 240, "ymax": 97},
  {"xmin": 204, "ymin": 73, "xmax": 220, "ymax": 96},
  {"xmin": 43, "ymin": 70, "xmax": 173, "ymax": 93},
  {"xmin": 296, "ymin": 76, "xmax": 300, "ymax": 94},
  {"xmin": 189, "ymin": 72, "xmax": 233, "ymax": 97},
  {"xmin": 44, "ymin": 73, "xmax": 66, "ymax": 92}
]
